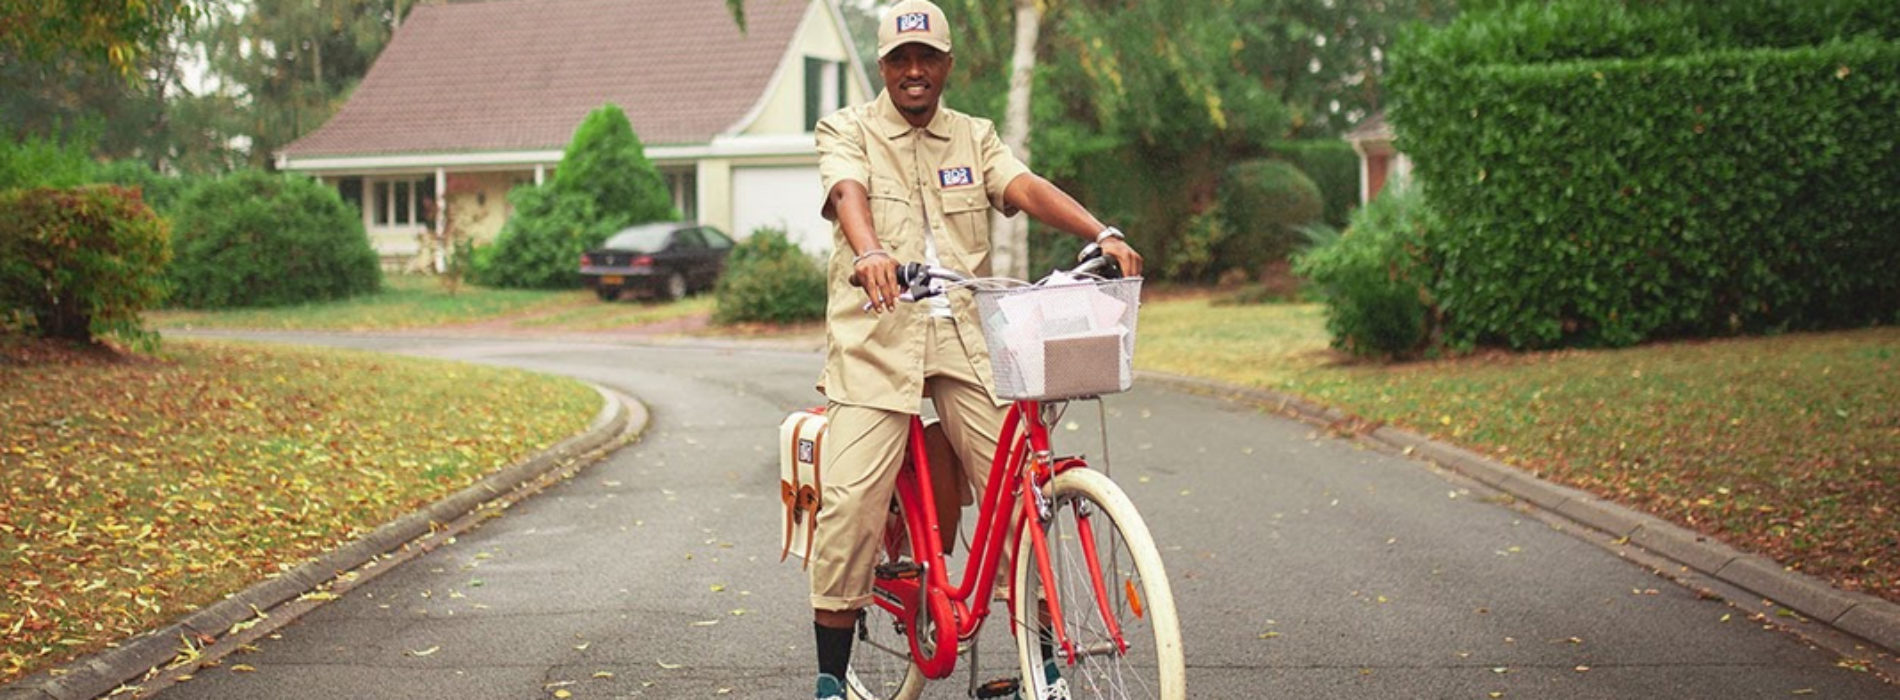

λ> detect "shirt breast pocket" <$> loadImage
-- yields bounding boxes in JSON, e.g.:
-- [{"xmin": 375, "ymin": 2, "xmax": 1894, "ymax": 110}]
[
  {"xmin": 868, "ymin": 176, "xmax": 911, "ymax": 239},
  {"xmin": 940, "ymin": 189, "xmax": 991, "ymax": 252}
]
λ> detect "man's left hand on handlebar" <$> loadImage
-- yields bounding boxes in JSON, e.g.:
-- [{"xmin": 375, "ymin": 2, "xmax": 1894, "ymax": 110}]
[{"xmin": 1099, "ymin": 237, "xmax": 1143, "ymax": 278}]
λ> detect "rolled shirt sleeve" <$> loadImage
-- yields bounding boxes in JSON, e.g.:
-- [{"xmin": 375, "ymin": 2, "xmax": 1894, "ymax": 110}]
[
  {"xmin": 815, "ymin": 114, "xmax": 871, "ymax": 221},
  {"xmin": 975, "ymin": 119, "xmax": 1030, "ymax": 216}
]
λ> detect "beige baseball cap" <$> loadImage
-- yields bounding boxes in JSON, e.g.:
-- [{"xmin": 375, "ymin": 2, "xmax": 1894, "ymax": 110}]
[{"xmin": 877, "ymin": 0, "xmax": 953, "ymax": 58}]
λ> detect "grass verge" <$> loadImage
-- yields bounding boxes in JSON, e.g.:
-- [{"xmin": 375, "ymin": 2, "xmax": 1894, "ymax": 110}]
[
  {"xmin": 1139, "ymin": 296, "xmax": 1899, "ymax": 605},
  {"xmin": 0, "ymin": 336, "xmax": 601, "ymax": 682},
  {"xmin": 147, "ymin": 275, "xmax": 582, "ymax": 331}
]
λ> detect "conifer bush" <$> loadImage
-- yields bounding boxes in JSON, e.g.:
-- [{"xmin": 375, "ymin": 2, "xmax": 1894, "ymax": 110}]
[{"xmin": 477, "ymin": 103, "xmax": 676, "ymax": 288}]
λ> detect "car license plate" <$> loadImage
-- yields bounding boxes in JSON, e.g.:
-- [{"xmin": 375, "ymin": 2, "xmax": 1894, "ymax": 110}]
[{"xmin": 600, "ymin": 275, "xmax": 624, "ymax": 285}]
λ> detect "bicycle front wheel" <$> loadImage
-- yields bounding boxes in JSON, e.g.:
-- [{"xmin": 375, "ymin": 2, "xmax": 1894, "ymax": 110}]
[{"xmin": 1013, "ymin": 468, "xmax": 1184, "ymax": 699}]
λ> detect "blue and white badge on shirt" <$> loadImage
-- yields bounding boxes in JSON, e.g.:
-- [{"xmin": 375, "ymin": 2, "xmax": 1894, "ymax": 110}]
[{"xmin": 938, "ymin": 166, "xmax": 975, "ymax": 188}]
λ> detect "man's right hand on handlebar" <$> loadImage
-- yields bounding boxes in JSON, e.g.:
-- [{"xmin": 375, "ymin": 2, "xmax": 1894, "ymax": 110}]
[{"xmin": 854, "ymin": 249, "xmax": 902, "ymax": 314}]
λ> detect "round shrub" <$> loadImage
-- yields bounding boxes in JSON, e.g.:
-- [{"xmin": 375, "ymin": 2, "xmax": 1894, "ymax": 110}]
[
  {"xmin": 1218, "ymin": 159, "xmax": 1324, "ymax": 275},
  {"xmin": 168, "ymin": 170, "xmax": 381, "ymax": 309},
  {"xmin": 0, "ymin": 186, "xmax": 171, "ymax": 344},
  {"xmin": 713, "ymin": 227, "xmax": 826, "ymax": 324},
  {"xmin": 1271, "ymin": 140, "xmax": 1360, "ymax": 229},
  {"xmin": 1292, "ymin": 188, "xmax": 1436, "ymax": 359}
]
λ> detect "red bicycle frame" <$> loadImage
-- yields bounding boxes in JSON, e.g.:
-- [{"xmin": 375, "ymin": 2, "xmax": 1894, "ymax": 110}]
[{"xmin": 870, "ymin": 398, "xmax": 1128, "ymax": 680}]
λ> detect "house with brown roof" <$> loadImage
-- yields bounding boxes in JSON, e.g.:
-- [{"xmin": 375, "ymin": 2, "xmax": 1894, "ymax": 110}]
[
  {"xmin": 277, "ymin": 0, "xmax": 870, "ymax": 265},
  {"xmin": 1344, "ymin": 111, "xmax": 1412, "ymax": 204}
]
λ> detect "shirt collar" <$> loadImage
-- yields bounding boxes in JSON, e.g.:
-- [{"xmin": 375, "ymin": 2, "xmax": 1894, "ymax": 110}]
[{"xmin": 875, "ymin": 89, "xmax": 952, "ymax": 140}]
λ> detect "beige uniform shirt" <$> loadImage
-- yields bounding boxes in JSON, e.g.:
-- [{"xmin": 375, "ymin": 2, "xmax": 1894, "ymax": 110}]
[{"xmin": 814, "ymin": 90, "xmax": 1031, "ymax": 414}]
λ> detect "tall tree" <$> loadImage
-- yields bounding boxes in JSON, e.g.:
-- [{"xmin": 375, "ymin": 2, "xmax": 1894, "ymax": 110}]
[
  {"xmin": 1229, "ymin": 0, "xmax": 1455, "ymax": 137},
  {"xmin": 988, "ymin": 0, "xmax": 1040, "ymax": 279},
  {"xmin": 193, "ymin": 0, "xmax": 397, "ymax": 169},
  {"xmin": 1, "ymin": 0, "xmax": 206, "ymax": 168}
]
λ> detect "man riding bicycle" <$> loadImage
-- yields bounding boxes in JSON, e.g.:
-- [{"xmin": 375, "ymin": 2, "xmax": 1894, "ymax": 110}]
[{"xmin": 806, "ymin": 1, "xmax": 1142, "ymax": 698}]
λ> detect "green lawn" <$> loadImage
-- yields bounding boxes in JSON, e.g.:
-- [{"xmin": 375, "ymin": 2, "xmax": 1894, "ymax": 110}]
[
  {"xmin": 1138, "ymin": 295, "xmax": 1899, "ymax": 605},
  {"xmin": 148, "ymin": 275, "xmax": 585, "ymax": 331}
]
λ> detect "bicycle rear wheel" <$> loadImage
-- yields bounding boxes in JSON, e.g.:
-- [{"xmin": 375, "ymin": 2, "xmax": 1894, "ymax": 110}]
[
  {"xmin": 845, "ymin": 500, "xmax": 927, "ymax": 700},
  {"xmin": 1013, "ymin": 468, "xmax": 1184, "ymax": 699}
]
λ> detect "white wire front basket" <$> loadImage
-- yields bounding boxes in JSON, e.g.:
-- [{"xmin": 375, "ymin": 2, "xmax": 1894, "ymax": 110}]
[{"xmin": 971, "ymin": 277, "xmax": 1142, "ymax": 401}]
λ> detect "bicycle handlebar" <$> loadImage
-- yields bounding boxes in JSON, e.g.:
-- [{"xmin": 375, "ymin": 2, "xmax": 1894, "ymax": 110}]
[{"xmin": 850, "ymin": 242, "xmax": 1125, "ymax": 308}]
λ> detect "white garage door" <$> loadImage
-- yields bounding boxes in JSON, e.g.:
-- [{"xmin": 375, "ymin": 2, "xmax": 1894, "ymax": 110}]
[{"xmin": 730, "ymin": 166, "xmax": 832, "ymax": 254}]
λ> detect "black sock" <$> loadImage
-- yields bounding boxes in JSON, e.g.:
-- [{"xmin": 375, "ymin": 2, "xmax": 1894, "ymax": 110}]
[{"xmin": 816, "ymin": 621, "xmax": 854, "ymax": 680}]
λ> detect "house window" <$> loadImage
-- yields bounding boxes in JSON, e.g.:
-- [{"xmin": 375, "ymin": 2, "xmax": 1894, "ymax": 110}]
[
  {"xmin": 369, "ymin": 177, "xmax": 434, "ymax": 226},
  {"xmin": 805, "ymin": 57, "xmax": 844, "ymax": 130},
  {"xmin": 393, "ymin": 180, "xmax": 412, "ymax": 225}
]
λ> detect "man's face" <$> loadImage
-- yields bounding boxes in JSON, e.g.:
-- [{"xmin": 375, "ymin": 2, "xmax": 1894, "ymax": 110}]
[{"xmin": 879, "ymin": 43, "xmax": 952, "ymax": 119}]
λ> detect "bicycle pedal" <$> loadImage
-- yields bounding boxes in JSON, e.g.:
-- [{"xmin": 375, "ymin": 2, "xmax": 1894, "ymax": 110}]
[
  {"xmin": 972, "ymin": 677, "xmax": 1020, "ymax": 699},
  {"xmin": 874, "ymin": 560, "xmax": 923, "ymax": 580}
]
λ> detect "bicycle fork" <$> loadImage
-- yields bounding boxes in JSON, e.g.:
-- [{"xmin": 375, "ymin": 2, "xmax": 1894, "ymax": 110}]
[{"xmin": 1021, "ymin": 455, "xmax": 1132, "ymax": 666}]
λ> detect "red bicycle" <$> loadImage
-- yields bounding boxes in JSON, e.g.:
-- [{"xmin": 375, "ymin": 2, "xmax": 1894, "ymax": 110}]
[{"xmin": 844, "ymin": 250, "xmax": 1184, "ymax": 700}]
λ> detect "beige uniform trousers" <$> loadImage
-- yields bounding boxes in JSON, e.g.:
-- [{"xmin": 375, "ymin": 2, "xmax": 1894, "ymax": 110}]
[{"xmin": 809, "ymin": 316, "xmax": 1006, "ymax": 611}]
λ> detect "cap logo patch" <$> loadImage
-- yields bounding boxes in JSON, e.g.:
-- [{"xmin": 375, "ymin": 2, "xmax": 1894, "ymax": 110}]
[
  {"xmin": 938, "ymin": 167, "xmax": 974, "ymax": 188},
  {"xmin": 896, "ymin": 12, "xmax": 931, "ymax": 34}
]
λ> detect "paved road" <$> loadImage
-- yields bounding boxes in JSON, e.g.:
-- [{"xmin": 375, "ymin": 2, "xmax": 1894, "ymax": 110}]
[{"xmin": 157, "ymin": 334, "xmax": 1894, "ymax": 699}]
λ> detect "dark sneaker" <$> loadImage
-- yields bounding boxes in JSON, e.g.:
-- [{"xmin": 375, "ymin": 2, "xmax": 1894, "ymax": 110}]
[{"xmin": 815, "ymin": 672, "xmax": 845, "ymax": 700}]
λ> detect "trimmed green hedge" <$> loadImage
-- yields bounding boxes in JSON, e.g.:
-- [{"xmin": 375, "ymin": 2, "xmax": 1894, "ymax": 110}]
[
  {"xmin": 1391, "ymin": 1, "xmax": 1900, "ymax": 349},
  {"xmin": 0, "ymin": 186, "xmax": 171, "ymax": 343},
  {"xmin": 1410, "ymin": 0, "xmax": 1900, "ymax": 66}
]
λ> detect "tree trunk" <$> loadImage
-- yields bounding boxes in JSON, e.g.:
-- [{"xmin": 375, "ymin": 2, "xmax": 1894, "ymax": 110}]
[
  {"xmin": 312, "ymin": 37, "xmax": 324, "ymax": 94},
  {"xmin": 990, "ymin": 0, "xmax": 1039, "ymax": 281}
]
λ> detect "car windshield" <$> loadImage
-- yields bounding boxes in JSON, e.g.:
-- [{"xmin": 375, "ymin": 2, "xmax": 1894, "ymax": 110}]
[{"xmin": 601, "ymin": 224, "xmax": 674, "ymax": 252}]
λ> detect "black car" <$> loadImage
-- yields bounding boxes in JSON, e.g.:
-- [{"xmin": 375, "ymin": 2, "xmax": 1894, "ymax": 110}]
[{"xmin": 580, "ymin": 222, "xmax": 734, "ymax": 301}]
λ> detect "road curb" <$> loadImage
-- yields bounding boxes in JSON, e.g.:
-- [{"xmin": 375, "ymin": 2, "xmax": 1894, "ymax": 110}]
[
  {"xmin": 0, "ymin": 383, "xmax": 643, "ymax": 700},
  {"xmin": 1137, "ymin": 370, "xmax": 1900, "ymax": 657}
]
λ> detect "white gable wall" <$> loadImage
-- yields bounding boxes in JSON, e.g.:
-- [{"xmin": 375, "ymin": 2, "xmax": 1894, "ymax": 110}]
[{"xmin": 705, "ymin": 0, "xmax": 871, "ymax": 254}]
